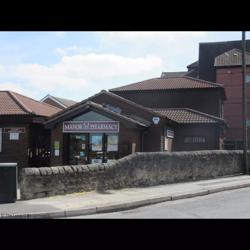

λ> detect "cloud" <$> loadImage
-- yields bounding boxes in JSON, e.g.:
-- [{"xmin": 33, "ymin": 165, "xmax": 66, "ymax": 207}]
[
  {"xmin": 0, "ymin": 53, "xmax": 163, "ymax": 100},
  {"xmin": 0, "ymin": 82, "xmax": 35, "ymax": 97},
  {"xmin": 96, "ymin": 31, "xmax": 207, "ymax": 71},
  {"xmin": 55, "ymin": 46, "xmax": 93, "ymax": 56}
]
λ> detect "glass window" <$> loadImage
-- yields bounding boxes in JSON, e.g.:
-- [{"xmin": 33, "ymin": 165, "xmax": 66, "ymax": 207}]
[
  {"xmin": 69, "ymin": 133, "xmax": 88, "ymax": 165},
  {"xmin": 89, "ymin": 134, "xmax": 104, "ymax": 164},
  {"xmin": 90, "ymin": 134, "xmax": 103, "ymax": 151},
  {"xmin": 106, "ymin": 134, "xmax": 119, "ymax": 162},
  {"xmin": 107, "ymin": 134, "xmax": 118, "ymax": 152}
]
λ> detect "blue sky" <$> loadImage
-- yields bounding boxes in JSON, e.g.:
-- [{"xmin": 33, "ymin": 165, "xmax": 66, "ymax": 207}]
[{"xmin": 0, "ymin": 31, "xmax": 249, "ymax": 101}]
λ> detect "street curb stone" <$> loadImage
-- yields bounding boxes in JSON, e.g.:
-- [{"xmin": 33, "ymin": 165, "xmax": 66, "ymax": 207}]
[
  {"xmin": 64, "ymin": 207, "xmax": 97, "ymax": 217},
  {"xmin": 2, "ymin": 180, "xmax": 250, "ymax": 219},
  {"xmin": 171, "ymin": 190, "xmax": 209, "ymax": 201}
]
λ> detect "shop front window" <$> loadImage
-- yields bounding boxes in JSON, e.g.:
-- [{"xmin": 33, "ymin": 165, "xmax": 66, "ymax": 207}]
[
  {"xmin": 68, "ymin": 132, "xmax": 119, "ymax": 165},
  {"xmin": 69, "ymin": 134, "xmax": 88, "ymax": 165},
  {"xmin": 89, "ymin": 134, "xmax": 104, "ymax": 164},
  {"xmin": 106, "ymin": 134, "xmax": 119, "ymax": 162}
]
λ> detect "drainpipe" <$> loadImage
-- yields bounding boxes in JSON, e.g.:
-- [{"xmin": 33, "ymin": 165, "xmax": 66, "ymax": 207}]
[{"xmin": 242, "ymin": 31, "xmax": 249, "ymax": 174}]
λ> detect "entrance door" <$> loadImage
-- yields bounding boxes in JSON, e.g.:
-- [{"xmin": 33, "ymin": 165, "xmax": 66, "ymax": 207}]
[
  {"xmin": 69, "ymin": 134, "xmax": 88, "ymax": 165},
  {"xmin": 89, "ymin": 133, "xmax": 104, "ymax": 164}
]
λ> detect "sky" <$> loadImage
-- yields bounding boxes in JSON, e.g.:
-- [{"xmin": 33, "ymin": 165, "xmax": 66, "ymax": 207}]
[{"xmin": 0, "ymin": 31, "xmax": 249, "ymax": 102}]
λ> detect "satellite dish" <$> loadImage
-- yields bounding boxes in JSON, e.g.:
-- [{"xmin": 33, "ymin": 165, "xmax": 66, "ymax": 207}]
[{"xmin": 152, "ymin": 117, "xmax": 160, "ymax": 125}]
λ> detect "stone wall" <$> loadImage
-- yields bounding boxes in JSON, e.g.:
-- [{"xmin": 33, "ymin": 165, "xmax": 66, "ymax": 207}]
[{"xmin": 20, "ymin": 150, "xmax": 245, "ymax": 200}]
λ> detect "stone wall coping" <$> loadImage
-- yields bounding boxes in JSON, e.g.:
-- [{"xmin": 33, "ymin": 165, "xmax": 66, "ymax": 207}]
[{"xmin": 21, "ymin": 150, "xmax": 245, "ymax": 176}]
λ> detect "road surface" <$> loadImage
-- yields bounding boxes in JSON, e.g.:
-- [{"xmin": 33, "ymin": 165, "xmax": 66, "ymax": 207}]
[{"xmin": 68, "ymin": 187, "xmax": 250, "ymax": 218}]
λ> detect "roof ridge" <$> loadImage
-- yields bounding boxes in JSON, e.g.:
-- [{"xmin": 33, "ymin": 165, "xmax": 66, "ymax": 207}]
[
  {"xmin": 183, "ymin": 76, "xmax": 224, "ymax": 87},
  {"xmin": 180, "ymin": 108, "xmax": 225, "ymax": 122},
  {"xmin": 153, "ymin": 107, "xmax": 225, "ymax": 122},
  {"xmin": 110, "ymin": 76, "xmax": 224, "ymax": 92},
  {"xmin": 8, "ymin": 91, "xmax": 33, "ymax": 114},
  {"xmin": 153, "ymin": 107, "xmax": 227, "ymax": 126},
  {"xmin": 104, "ymin": 90, "xmax": 165, "ymax": 117},
  {"xmin": 53, "ymin": 95, "xmax": 76, "ymax": 102},
  {"xmin": 45, "ymin": 89, "xmax": 166, "ymax": 122},
  {"xmin": 13, "ymin": 91, "xmax": 62, "ymax": 111},
  {"xmin": 41, "ymin": 94, "xmax": 67, "ymax": 109},
  {"xmin": 45, "ymin": 100, "xmax": 149, "ymax": 127},
  {"xmin": 109, "ymin": 77, "xmax": 159, "ymax": 91},
  {"xmin": 89, "ymin": 101, "xmax": 148, "ymax": 126}
]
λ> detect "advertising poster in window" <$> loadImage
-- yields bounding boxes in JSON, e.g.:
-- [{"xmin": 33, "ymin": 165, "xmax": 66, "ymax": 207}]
[
  {"xmin": 91, "ymin": 135, "xmax": 103, "ymax": 151},
  {"xmin": 91, "ymin": 158, "xmax": 102, "ymax": 164},
  {"xmin": 10, "ymin": 132, "xmax": 19, "ymax": 140},
  {"xmin": 107, "ymin": 135, "xmax": 118, "ymax": 152}
]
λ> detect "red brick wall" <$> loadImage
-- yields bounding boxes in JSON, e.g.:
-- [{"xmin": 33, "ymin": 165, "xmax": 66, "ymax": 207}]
[
  {"xmin": 216, "ymin": 66, "xmax": 250, "ymax": 140},
  {"xmin": 0, "ymin": 124, "xmax": 29, "ymax": 169}
]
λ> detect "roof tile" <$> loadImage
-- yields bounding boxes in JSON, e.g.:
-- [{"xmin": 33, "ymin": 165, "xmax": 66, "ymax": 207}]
[
  {"xmin": 0, "ymin": 91, "xmax": 62, "ymax": 117},
  {"xmin": 152, "ymin": 108, "xmax": 226, "ymax": 125},
  {"xmin": 110, "ymin": 76, "xmax": 223, "ymax": 92}
]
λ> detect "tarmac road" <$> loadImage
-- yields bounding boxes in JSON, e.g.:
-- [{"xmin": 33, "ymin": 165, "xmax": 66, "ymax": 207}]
[{"xmin": 70, "ymin": 187, "xmax": 250, "ymax": 218}]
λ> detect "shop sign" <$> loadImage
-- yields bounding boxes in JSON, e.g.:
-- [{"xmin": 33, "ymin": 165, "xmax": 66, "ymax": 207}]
[
  {"xmin": 4, "ymin": 127, "xmax": 25, "ymax": 133},
  {"xmin": 63, "ymin": 121, "xmax": 119, "ymax": 133},
  {"xmin": 166, "ymin": 129, "xmax": 174, "ymax": 138}
]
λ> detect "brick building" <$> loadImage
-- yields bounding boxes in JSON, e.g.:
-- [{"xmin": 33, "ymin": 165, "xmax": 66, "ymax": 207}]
[
  {"xmin": 161, "ymin": 40, "xmax": 250, "ymax": 150},
  {"xmin": 44, "ymin": 89, "xmax": 226, "ymax": 166},
  {"xmin": 0, "ymin": 91, "xmax": 61, "ymax": 168},
  {"xmin": 2, "ymin": 40, "xmax": 238, "ymax": 168}
]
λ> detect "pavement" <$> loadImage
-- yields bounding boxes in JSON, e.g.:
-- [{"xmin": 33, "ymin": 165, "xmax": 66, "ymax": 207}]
[{"xmin": 1, "ymin": 175, "xmax": 250, "ymax": 219}]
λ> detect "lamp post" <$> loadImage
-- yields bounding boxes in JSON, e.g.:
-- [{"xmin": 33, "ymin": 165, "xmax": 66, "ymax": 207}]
[{"xmin": 242, "ymin": 31, "xmax": 249, "ymax": 174}]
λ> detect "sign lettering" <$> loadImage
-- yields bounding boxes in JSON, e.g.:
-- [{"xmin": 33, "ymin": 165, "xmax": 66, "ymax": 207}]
[
  {"xmin": 4, "ymin": 127, "xmax": 25, "ymax": 133},
  {"xmin": 63, "ymin": 121, "xmax": 119, "ymax": 133}
]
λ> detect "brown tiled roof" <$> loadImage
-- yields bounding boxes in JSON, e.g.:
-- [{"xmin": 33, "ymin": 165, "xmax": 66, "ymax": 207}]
[
  {"xmin": 152, "ymin": 108, "xmax": 226, "ymax": 125},
  {"xmin": 0, "ymin": 91, "xmax": 62, "ymax": 117},
  {"xmin": 45, "ymin": 89, "xmax": 167, "ymax": 123},
  {"xmin": 214, "ymin": 48, "xmax": 250, "ymax": 67},
  {"xmin": 44, "ymin": 100, "xmax": 150, "ymax": 128},
  {"xmin": 41, "ymin": 94, "xmax": 77, "ymax": 108},
  {"xmin": 109, "ymin": 76, "xmax": 223, "ymax": 92}
]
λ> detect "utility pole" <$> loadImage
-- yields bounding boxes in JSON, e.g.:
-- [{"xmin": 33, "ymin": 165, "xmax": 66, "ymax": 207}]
[{"xmin": 242, "ymin": 31, "xmax": 249, "ymax": 174}]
